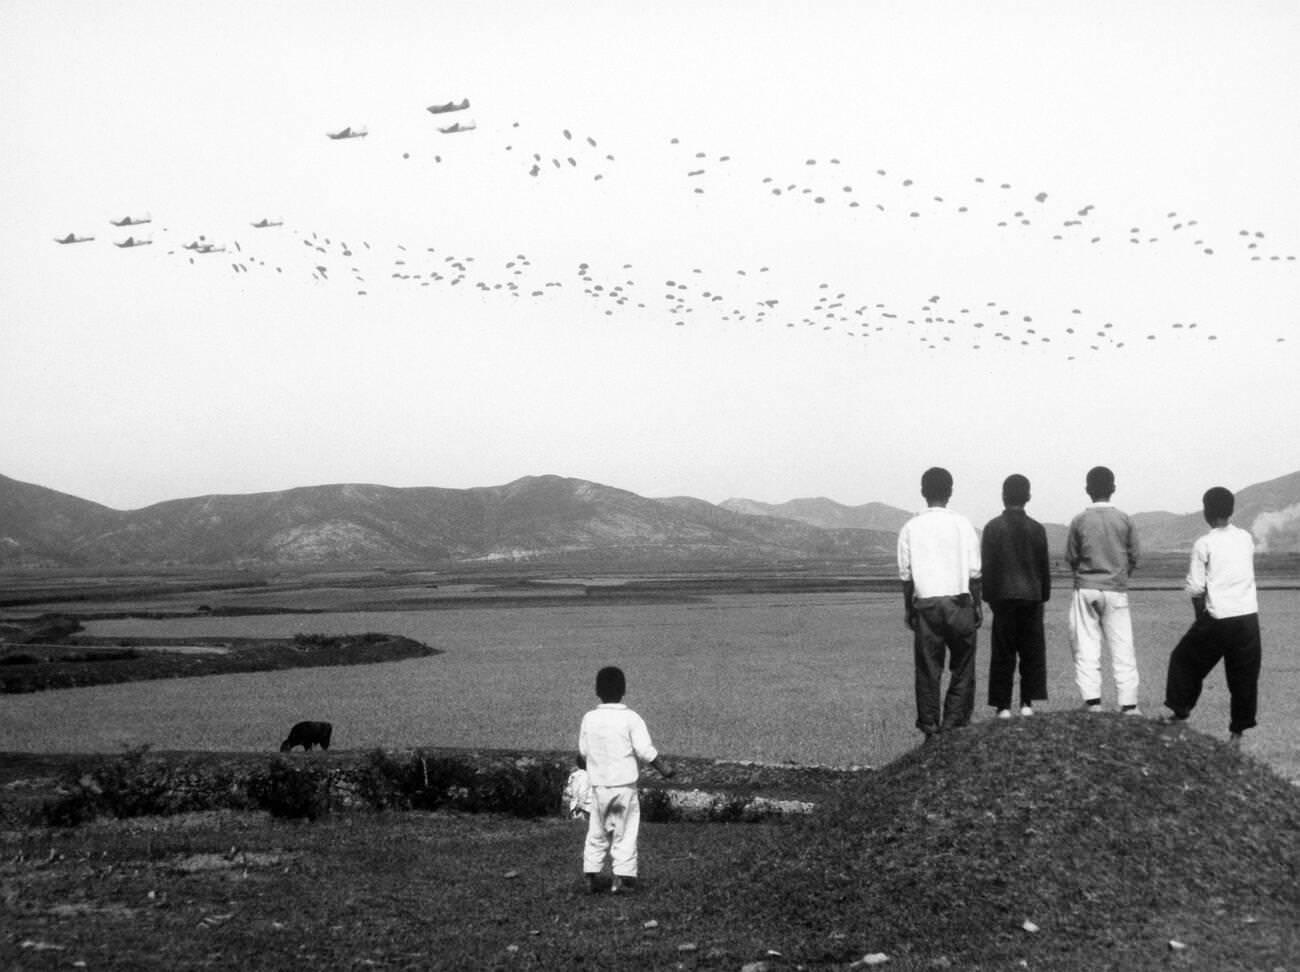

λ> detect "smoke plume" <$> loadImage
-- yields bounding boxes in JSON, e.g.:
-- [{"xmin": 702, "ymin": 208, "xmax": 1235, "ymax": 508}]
[{"xmin": 1251, "ymin": 502, "xmax": 1300, "ymax": 554}]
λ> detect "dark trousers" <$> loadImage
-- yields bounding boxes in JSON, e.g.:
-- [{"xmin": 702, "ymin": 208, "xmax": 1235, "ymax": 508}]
[
  {"xmin": 913, "ymin": 595, "xmax": 979, "ymax": 734},
  {"xmin": 987, "ymin": 600, "xmax": 1047, "ymax": 709},
  {"xmin": 1164, "ymin": 612, "xmax": 1261, "ymax": 734}
]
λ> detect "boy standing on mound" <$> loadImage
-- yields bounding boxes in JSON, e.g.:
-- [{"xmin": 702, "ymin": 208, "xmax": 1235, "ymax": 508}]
[
  {"xmin": 578, "ymin": 666, "xmax": 673, "ymax": 894},
  {"xmin": 897, "ymin": 466, "xmax": 983, "ymax": 741},
  {"xmin": 1163, "ymin": 487, "xmax": 1262, "ymax": 747},
  {"xmin": 1065, "ymin": 466, "xmax": 1142, "ymax": 713},
  {"xmin": 981, "ymin": 474, "xmax": 1051, "ymax": 718}
]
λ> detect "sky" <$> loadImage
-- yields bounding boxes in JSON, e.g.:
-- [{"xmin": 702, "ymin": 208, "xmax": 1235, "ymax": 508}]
[{"xmin": 2, "ymin": 0, "xmax": 1297, "ymax": 528}]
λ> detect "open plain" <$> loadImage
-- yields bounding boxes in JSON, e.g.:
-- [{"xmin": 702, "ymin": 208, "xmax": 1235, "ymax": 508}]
[
  {"xmin": 3, "ymin": 567, "xmax": 1298, "ymax": 782},
  {"xmin": 3, "ymin": 568, "xmax": 1300, "ymax": 970}
]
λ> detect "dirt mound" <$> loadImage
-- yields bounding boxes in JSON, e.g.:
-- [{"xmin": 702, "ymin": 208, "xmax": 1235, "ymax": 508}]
[{"xmin": 737, "ymin": 711, "xmax": 1300, "ymax": 966}]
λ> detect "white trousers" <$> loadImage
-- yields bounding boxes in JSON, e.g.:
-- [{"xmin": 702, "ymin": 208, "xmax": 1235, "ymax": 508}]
[
  {"xmin": 1068, "ymin": 588, "xmax": 1139, "ymax": 707},
  {"xmin": 583, "ymin": 784, "xmax": 640, "ymax": 877}
]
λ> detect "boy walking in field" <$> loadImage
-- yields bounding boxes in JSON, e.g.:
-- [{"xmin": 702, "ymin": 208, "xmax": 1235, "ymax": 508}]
[
  {"xmin": 981, "ymin": 474, "xmax": 1051, "ymax": 718},
  {"xmin": 1163, "ymin": 487, "xmax": 1261, "ymax": 747},
  {"xmin": 897, "ymin": 467, "xmax": 983, "ymax": 741},
  {"xmin": 578, "ymin": 666, "xmax": 673, "ymax": 894},
  {"xmin": 1065, "ymin": 466, "xmax": 1141, "ymax": 713}
]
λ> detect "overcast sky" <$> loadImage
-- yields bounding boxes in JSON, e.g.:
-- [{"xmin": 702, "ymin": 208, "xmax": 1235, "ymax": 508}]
[{"xmin": 2, "ymin": 0, "xmax": 1297, "ymax": 527}]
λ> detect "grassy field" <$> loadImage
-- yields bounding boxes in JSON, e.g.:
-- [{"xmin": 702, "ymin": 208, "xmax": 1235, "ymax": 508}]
[
  {"xmin": 2, "ymin": 577, "xmax": 1299, "ymax": 782},
  {"xmin": 3, "ymin": 570, "xmax": 1299, "ymax": 969},
  {"xmin": 2, "ymin": 714, "xmax": 1297, "ymax": 970}
]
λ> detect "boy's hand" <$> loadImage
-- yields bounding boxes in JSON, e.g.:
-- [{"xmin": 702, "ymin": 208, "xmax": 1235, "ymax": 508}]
[
  {"xmin": 1191, "ymin": 595, "xmax": 1207, "ymax": 622},
  {"xmin": 651, "ymin": 756, "xmax": 674, "ymax": 779}
]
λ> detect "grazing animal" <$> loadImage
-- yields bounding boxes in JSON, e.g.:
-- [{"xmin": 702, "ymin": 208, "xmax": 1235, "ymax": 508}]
[{"xmin": 280, "ymin": 721, "xmax": 333, "ymax": 752}]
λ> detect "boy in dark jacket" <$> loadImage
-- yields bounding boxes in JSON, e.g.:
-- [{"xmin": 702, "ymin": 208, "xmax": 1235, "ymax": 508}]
[{"xmin": 981, "ymin": 474, "xmax": 1052, "ymax": 717}]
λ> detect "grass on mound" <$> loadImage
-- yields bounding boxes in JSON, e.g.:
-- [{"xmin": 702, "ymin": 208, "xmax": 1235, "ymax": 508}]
[
  {"xmin": 721, "ymin": 711, "xmax": 1300, "ymax": 968},
  {"xmin": 2, "ymin": 714, "xmax": 1297, "ymax": 970}
]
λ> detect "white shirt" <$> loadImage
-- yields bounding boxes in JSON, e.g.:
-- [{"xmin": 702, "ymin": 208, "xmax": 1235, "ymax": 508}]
[
  {"xmin": 897, "ymin": 505, "xmax": 981, "ymax": 599},
  {"xmin": 1185, "ymin": 523, "xmax": 1258, "ymax": 619},
  {"xmin": 578, "ymin": 703, "xmax": 659, "ymax": 787}
]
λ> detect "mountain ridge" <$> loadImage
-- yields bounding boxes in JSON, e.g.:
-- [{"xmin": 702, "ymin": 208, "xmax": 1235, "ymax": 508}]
[
  {"xmin": 719, "ymin": 496, "xmax": 913, "ymax": 534},
  {"xmin": 727, "ymin": 472, "xmax": 1300, "ymax": 558},
  {"xmin": 3, "ymin": 470, "xmax": 1298, "ymax": 567},
  {"xmin": 0, "ymin": 473, "xmax": 896, "ymax": 568}
]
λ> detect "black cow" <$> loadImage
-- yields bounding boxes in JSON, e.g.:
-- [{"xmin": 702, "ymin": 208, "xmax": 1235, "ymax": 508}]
[{"xmin": 280, "ymin": 721, "xmax": 333, "ymax": 752}]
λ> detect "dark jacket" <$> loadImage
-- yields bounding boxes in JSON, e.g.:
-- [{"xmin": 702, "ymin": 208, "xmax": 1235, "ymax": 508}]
[{"xmin": 981, "ymin": 508, "xmax": 1051, "ymax": 603}]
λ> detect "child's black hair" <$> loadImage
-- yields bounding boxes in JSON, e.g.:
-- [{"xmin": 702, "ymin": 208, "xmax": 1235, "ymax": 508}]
[
  {"xmin": 1002, "ymin": 473, "xmax": 1031, "ymax": 507},
  {"xmin": 920, "ymin": 466, "xmax": 953, "ymax": 502},
  {"xmin": 596, "ymin": 666, "xmax": 626, "ymax": 702},
  {"xmin": 1202, "ymin": 486, "xmax": 1234, "ymax": 521},
  {"xmin": 1085, "ymin": 465, "xmax": 1115, "ymax": 500}
]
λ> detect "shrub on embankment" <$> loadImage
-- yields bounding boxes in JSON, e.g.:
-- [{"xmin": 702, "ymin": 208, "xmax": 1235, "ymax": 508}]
[
  {"xmin": 15, "ymin": 747, "xmax": 829, "ymax": 827},
  {"xmin": 27, "ymin": 748, "xmax": 570, "ymax": 826}
]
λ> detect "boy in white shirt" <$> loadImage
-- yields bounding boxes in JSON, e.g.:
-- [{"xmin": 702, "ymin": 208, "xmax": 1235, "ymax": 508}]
[
  {"xmin": 578, "ymin": 666, "xmax": 673, "ymax": 893},
  {"xmin": 897, "ymin": 466, "xmax": 983, "ymax": 741},
  {"xmin": 1163, "ymin": 487, "xmax": 1262, "ymax": 747}
]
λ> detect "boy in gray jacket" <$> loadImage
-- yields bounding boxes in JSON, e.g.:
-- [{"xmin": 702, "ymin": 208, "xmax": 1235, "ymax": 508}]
[{"xmin": 1065, "ymin": 466, "xmax": 1141, "ymax": 713}]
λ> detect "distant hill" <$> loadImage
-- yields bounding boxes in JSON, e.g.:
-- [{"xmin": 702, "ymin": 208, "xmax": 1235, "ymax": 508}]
[
  {"xmin": 721, "ymin": 472, "xmax": 1300, "ymax": 557},
  {"xmin": 0, "ymin": 475, "xmax": 123, "ymax": 566},
  {"xmin": 1133, "ymin": 470, "xmax": 1300, "ymax": 553},
  {"xmin": 720, "ymin": 496, "xmax": 913, "ymax": 533},
  {"xmin": 655, "ymin": 495, "xmax": 895, "ymax": 559},
  {"xmin": 722, "ymin": 497, "xmax": 1155, "ymax": 560},
  {"xmin": 3, "ymin": 469, "xmax": 1297, "ymax": 567},
  {"xmin": 0, "ymin": 474, "xmax": 895, "ymax": 568}
]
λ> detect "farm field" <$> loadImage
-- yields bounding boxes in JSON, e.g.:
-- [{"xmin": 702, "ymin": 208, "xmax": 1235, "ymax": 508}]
[{"xmin": 4, "ymin": 575, "xmax": 1299, "ymax": 783}]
